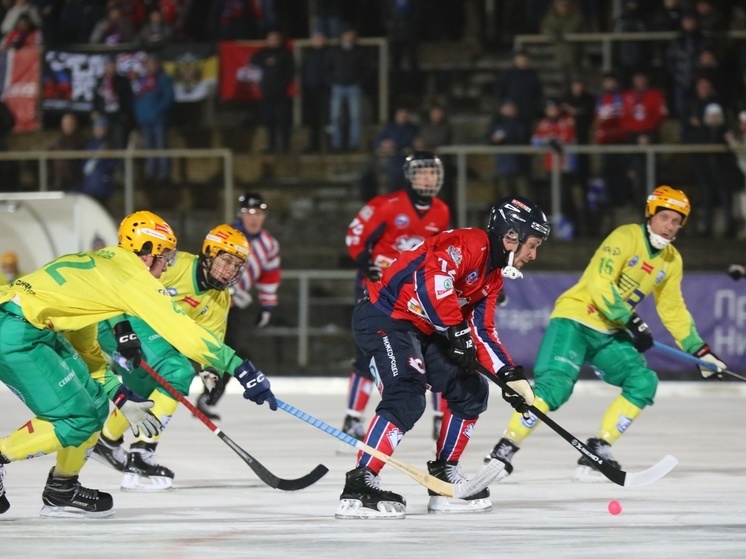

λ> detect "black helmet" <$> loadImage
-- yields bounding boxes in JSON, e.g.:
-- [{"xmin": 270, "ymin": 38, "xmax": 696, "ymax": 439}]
[
  {"xmin": 487, "ymin": 196, "xmax": 550, "ymax": 244},
  {"xmin": 238, "ymin": 192, "xmax": 267, "ymax": 214},
  {"xmin": 403, "ymin": 151, "xmax": 444, "ymax": 199}
]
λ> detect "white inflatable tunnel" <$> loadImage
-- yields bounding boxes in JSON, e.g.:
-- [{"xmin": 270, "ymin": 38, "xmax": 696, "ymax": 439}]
[{"xmin": 0, "ymin": 192, "xmax": 119, "ymax": 273}]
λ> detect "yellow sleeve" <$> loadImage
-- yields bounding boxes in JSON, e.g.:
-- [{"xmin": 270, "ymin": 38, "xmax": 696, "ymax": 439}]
[
  {"xmin": 653, "ymin": 254, "xmax": 704, "ymax": 353},
  {"xmin": 64, "ymin": 325, "xmax": 122, "ymax": 399},
  {"xmin": 196, "ymin": 291, "xmax": 231, "ymax": 342}
]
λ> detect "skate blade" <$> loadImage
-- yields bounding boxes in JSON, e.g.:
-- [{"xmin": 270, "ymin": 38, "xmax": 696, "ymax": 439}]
[
  {"xmin": 121, "ymin": 473, "xmax": 174, "ymax": 491},
  {"xmin": 572, "ymin": 465, "xmax": 610, "ymax": 483},
  {"xmin": 40, "ymin": 504, "xmax": 114, "ymax": 518},
  {"xmin": 334, "ymin": 498, "xmax": 405, "ymax": 520},
  {"xmin": 89, "ymin": 452, "xmax": 126, "ymax": 472},
  {"xmin": 427, "ymin": 496, "xmax": 492, "ymax": 514}
]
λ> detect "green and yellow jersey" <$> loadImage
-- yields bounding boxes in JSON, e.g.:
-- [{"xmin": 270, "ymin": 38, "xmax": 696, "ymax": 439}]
[
  {"xmin": 551, "ymin": 223, "xmax": 703, "ymax": 352},
  {"xmin": 0, "ymin": 247, "xmax": 244, "ymax": 378}
]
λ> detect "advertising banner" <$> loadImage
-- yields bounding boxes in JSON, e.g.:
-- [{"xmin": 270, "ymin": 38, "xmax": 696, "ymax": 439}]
[
  {"xmin": 161, "ymin": 43, "xmax": 218, "ymax": 102},
  {"xmin": 0, "ymin": 46, "xmax": 40, "ymax": 132}
]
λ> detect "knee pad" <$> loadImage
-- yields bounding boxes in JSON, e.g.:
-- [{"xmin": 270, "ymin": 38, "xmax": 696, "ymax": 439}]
[
  {"xmin": 622, "ymin": 367, "xmax": 658, "ymax": 408},
  {"xmin": 443, "ymin": 373, "xmax": 489, "ymax": 419},
  {"xmin": 533, "ymin": 373, "xmax": 575, "ymax": 411}
]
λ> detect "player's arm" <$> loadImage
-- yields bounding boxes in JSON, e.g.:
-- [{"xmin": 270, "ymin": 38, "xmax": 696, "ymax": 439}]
[
  {"xmin": 345, "ymin": 199, "xmax": 387, "ymax": 280},
  {"xmin": 255, "ymin": 237, "xmax": 280, "ymax": 326},
  {"xmin": 653, "ymin": 259, "xmax": 703, "ymax": 352}
]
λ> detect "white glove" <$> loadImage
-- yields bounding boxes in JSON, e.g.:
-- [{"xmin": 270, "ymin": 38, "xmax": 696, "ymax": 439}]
[
  {"xmin": 198, "ymin": 367, "xmax": 220, "ymax": 392},
  {"xmin": 256, "ymin": 309, "xmax": 272, "ymax": 328},
  {"xmin": 112, "ymin": 385, "xmax": 162, "ymax": 438},
  {"xmin": 497, "ymin": 365, "xmax": 535, "ymax": 415},
  {"xmin": 230, "ymin": 287, "xmax": 253, "ymax": 309},
  {"xmin": 694, "ymin": 344, "xmax": 726, "ymax": 379}
]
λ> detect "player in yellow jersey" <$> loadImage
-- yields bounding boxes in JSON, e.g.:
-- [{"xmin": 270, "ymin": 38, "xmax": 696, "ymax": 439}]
[
  {"xmin": 0, "ymin": 212, "xmax": 276, "ymax": 517},
  {"xmin": 91, "ymin": 224, "xmax": 250, "ymax": 491},
  {"xmin": 483, "ymin": 186, "xmax": 727, "ymax": 481}
]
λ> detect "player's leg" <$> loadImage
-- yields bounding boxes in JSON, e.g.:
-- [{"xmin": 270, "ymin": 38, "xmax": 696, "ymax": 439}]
[
  {"xmin": 425, "ymin": 336, "xmax": 492, "ymax": 513},
  {"xmin": 0, "ymin": 319, "xmax": 112, "ymax": 517},
  {"xmin": 430, "ymin": 391, "xmax": 444, "ymax": 441},
  {"xmin": 573, "ymin": 333, "xmax": 657, "ymax": 482},
  {"xmin": 484, "ymin": 318, "xmax": 586, "ymax": 473},
  {"xmin": 336, "ymin": 302, "xmax": 423, "ymax": 519}
]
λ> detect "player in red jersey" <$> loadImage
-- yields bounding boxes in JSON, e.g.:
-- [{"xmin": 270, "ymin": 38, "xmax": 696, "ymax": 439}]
[
  {"xmin": 335, "ymin": 196, "xmax": 550, "ymax": 519},
  {"xmin": 342, "ymin": 151, "xmax": 451, "ymax": 442}
]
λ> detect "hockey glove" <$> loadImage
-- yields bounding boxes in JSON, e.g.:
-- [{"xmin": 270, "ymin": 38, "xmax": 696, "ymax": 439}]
[
  {"xmin": 230, "ymin": 286, "xmax": 253, "ymax": 309},
  {"xmin": 727, "ymin": 264, "xmax": 745, "ymax": 281},
  {"xmin": 234, "ymin": 359, "xmax": 277, "ymax": 410},
  {"xmin": 365, "ymin": 261, "xmax": 383, "ymax": 282},
  {"xmin": 114, "ymin": 320, "xmax": 142, "ymax": 368},
  {"xmin": 625, "ymin": 312, "xmax": 653, "ymax": 353},
  {"xmin": 206, "ymin": 372, "xmax": 232, "ymax": 405},
  {"xmin": 112, "ymin": 384, "xmax": 161, "ymax": 438},
  {"xmin": 497, "ymin": 364, "xmax": 535, "ymax": 414},
  {"xmin": 198, "ymin": 367, "xmax": 221, "ymax": 393},
  {"xmin": 447, "ymin": 320, "xmax": 476, "ymax": 370},
  {"xmin": 694, "ymin": 344, "xmax": 726, "ymax": 380},
  {"xmin": 256, "ymin": 308, "xmax": 272, "ymax": 328}
]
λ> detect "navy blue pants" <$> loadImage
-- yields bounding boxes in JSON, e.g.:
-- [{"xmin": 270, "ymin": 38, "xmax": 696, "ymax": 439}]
[{"xmin": 351, "ymin": 300, "xmax": 489, "ymax": 432}]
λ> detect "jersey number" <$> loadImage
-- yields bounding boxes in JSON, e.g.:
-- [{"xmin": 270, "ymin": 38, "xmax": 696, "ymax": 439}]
[{"xmin": 45, "ymin": 254, "xmax": 96, "ymax": 285}]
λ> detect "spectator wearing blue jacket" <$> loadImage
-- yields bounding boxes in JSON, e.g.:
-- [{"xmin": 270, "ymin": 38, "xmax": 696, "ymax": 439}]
[
  {"xmin": 133, "ymin": 55, "xmax": 175, "ymax": 182},
  {"xmin": 82, "ymin": 117, "xmax": 117, "ymax": 206}
]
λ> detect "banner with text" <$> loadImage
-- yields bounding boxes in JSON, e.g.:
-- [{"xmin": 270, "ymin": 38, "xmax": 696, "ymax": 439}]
[
  {"xmin": 496, "ymin": 273, "xmax": 746, "ymax": 376},
  {"xmin": 0, "ymin": 46, "xmax": 40, "ymax": 132}
]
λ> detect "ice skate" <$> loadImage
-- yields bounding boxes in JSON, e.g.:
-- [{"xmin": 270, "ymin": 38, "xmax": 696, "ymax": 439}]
[
  {"xmin": 426, "ymin": 460, "xmax": 492, "ymax": 514},
  {"xmin": 336, "ymin": 415, "xmax": 366, "ymax": 455},
  {"xmin": 90, "ymin": 434, "xmax": 127, "ymax": 472},
  {"xmin": 0, "ymin": 454, "xmax": 9, "ymax": 514},
  {"xmin": 482, "ymin": 437, "xmax": 518, "ymax": 483},
  {"xmin": 573, "ymin": 438, "xmax": 620, "ymax": 483},
  {"xmin": 40, "ymin": 467, "xmax": 114, "ymax": 518},
  {"xmin": 120, "ymin": 441, "xmax": 174, "ymax": 491},
  {"xmin": 195, "ymin": 393, "xmax": 220, "ymax": 421},
  {"xmin": 335, "ymin": 466, "xmax": 406, "ymax": 520}
]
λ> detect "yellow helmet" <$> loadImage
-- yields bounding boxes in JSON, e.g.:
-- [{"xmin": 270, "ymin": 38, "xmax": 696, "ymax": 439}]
[
  {"xmin": 118, "ymin": 210, "xmax": 177, "ymax": 256},
  {"xmin": 202, "ymin": 224, "xmax": 250, "ymax": 261},
  {"xmin": 645, "ymin": 186, "xmax": 691, "ymax": 226}
]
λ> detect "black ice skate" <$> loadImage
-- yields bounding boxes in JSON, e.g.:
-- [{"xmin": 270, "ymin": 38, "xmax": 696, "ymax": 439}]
[
  {"xmin": 121, "ymin": 441, "xmax": 175, "ymax": 491},
  {"xmin": 482, "ymin": 437, "xmax": 519, "ymax": 484},
  {"xmin": 426, "ymin": 460, "xmax": 492, "ymax": 514},
  {"xmin": 335, "ymin": 466, "xmax": 406, "ymax": 519},
  {"xmin": 40, "ymin": 467, "xmax": 114, "ymax": 518},
  {"xmin": 0, "ymin": 453, "xmax": 9, "ymax": 514},
  {"xmin": 573, "ymin": 438, "xmax": 621, "ymax": 483},
  {"xmin": 90, "ymin": 434, "xmax": 127, "ymax": 472}
]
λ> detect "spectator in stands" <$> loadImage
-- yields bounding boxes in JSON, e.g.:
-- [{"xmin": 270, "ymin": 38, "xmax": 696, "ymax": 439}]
[
  {"xmin": 486, "ymin": 100, "xmax": 532, "ymax": 200},
  {"xmin": 374, "ymin": 106, "xmax": 419, "ymax": 192},
  {"xmin": 35, "ymin": 0, "xmax": 61, "ymax": 46},
  {"xmin": 0, "ymin": 0, "xmax": 40, "ymax": 37},
  {"xmin": 621, "ymin": 71, "xmax": 668, "ymax": 205},
  {"xmin": 251, "ymin": 29, "xmax": 295, "ymax": 154},
  {"xmin": 301, "ymin": 31, "xmax": 330, "ymax": 154},
  {"xmin": 0, "ymin": 13, "xmax": 39, "ymax": 49},
  {"xmin": 0, "ymin": 251, "xmax": 22, "ymax": 284},
  {"xmin": 532, "ymin": 98, "xmax": 579, "ymax": 238},
  {"xmin": 666, "ymin": 12, "xmax": 706, "ymax": 121},
  {"xmin": 415, "ymin": 103, "xmax": 455, "ymax": 208},
  {"xmin": 495, "ymin": 50, "xmax": 544, "ymax": 132},
  {"xmin": 81, "ymin": 117, "xmax": 117, "ymax": 205},
  {"xmin": 313, "ymin": 0, "xmax": 343, "ymax": 39},
  {"xmin": 560, "ymin": 75, "xmax": 595, "ymax": 191},
  {"xmin": 593, "ymin": 72, "xmax": 631, "ymax": 210},
  {"xmin": 694, "ymin": 0, "xmax": 726, "ymax": 34},
  {"xmin": 694, "ymin": 47, "xmax": 729, "ymax": 108},
  {"xmin": 89, "ymin": 4, "xmax": 133, "ymax": 45},
  {"xmin": 682, "ymin": 75, "xmax": 720, "ymax": 143},
  {"xmin": 540, "ymin": 0, "xmax": 585, "ymax": 87},
  {"xmin": 692, "ymin": 103, "xmax": 738, "ymax": 237},
  {"xmin": 209, "ymin": 0, "xmax": 255, "ymax": 40},
  {"xmin": 382, "ymin": 0, "xmax": 420, "ymax": 78},
  {"xmin": 93, "ymin": 57, "xmax": 134, "ymax": 151},
  {"xmin": 611, "ymin": 0, "xmax": 650, "ymax": 86},
  {"xmin": 132, "ymin": 54, "xmax": 175, "ymax": 183},
  {"xmin": 138, "ymin": 8, "xmax": 173, "ymax": 47},
  {"xmin": 57, "ymin": 0, "xmax": 106, "ymax": 45},
  {"xmin": 651, "ymin": 0, "xmax": 683, "ymax": 31},
  {"xmin": 327, "ymin": 26, "xmax": 369, "ymax": 152},
  {"xmin": 725, "ymin": 111, "xmax": 746, "ymax": 239},
  {"xmin": 49, "ymin": 112, "xmax": 86, "ymax": 191}
]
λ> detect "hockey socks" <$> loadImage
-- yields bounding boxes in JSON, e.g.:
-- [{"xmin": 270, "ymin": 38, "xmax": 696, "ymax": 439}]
[
  {"xmin": 346, "ymin": 372, "xmax": 374, "ymax": 415},
  {"xmin": 597, "ymin": 395, "xmax": 642, "ymax": 444},
  {"xmin": 356, "ymin": 415, "xmax": 403, "ymax": 473},
  {"xmin": 435, "ymin": 408, "xmax": 476, "ymax": 462}
]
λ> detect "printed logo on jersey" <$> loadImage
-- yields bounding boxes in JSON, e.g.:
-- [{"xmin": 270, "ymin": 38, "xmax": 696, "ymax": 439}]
[
  {"xmin": 182, "ymin": 295, "xmax": 200, "ymax": 308},
  {"xmin": 393, "ymin": 235, "xmax": 425, "ymax": 253},
  {"xmin": 360, "ymin": 205, "xmax": 373, "ymax": 221},
  {"xmin": 446, "ymin": 245, "xmax": 462, "ymax": 266},
  {"xmin": 641, "ymin": 261, "xmax": 653, "ymax": 274},
  {"xmin": 407, "ymin": 298, "xmax": 427, "ymax": 318},
  {"xmin": 655, "ymin": 270, "xmax": 666, "ymax": 284},
  {"xmin": 434, "ymin": 274, "xmax": 454, "ymax": 299},
  {"xmin": 408, "ymin": 356, "xmax": 425, "ymax": 374},
  {"xmin": 166, "ymin": 287, "xmax": 178, "ymax": 297},
  {"xmin": 616, "ymin": 414, "xmax": 633, "ymax": 434},
  {"xmin": 520, "ymin": 410, "xmax": 539, "ymax": 429},
  {"xmin": 602, "ymin": 245, "xmax": 621, "ymax": 256},
  {"xmin": 394, "ymin": 213, "xmax": 410, "ymax": 228},
  {"xmin": 380, "ymin": 333, "xmax": 399, "ymax": 377},
  {"xmin": 627, "ymin": 255, "xmax": 639, "ymax": 268},
  {"xmin": 465, "ymin": 270, "xmax": 479, "ymax": 285}
]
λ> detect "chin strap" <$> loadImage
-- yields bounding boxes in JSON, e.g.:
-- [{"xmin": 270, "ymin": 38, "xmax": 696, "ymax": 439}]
[
  {"xmin": 502, "ymin": 251, "xmax": 523, "ymax": 280},
  {"xmin": 646, "ymin": 222, "xmax": 672, "ymax": 250}
]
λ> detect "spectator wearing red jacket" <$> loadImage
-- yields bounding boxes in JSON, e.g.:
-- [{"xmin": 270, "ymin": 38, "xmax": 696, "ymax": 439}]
[
  {"xmin": 621, "ymin": 71, "xmax": 668, "ymax": 205},
  {"xmin": 593, "ymin": 72, "xmax": 630, "ymax": 210}
]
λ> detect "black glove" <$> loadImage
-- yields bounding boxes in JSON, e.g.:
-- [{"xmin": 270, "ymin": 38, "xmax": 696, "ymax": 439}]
[
  {"xmin": 447, "ymin": 320, "xmax": 476, "ymax": 370},
  {"xmin": 234, "ymin": 359, "xmax": 277, "ymax": 410},
  {"xmin": 114, "ymin": 320, "xmax": 142, "ymax": 368},
  {"xmin": 496, "ymin": 364, "xmax": 535, "ymax": 414},
  {"xmin": 206, "ymin": 372, "xmax": 232, "ymax": 405},
  {"xmin": 625, "ymin": 312, "xmax": 653, "ymax": 353},
  {"xmin": 365, "ymin": 261, "xmax": 382, "ymax": 282},
  {"xmin": 694, "ymin": 344, "xmax": 726, "ymax": 380},
  {"xmin": 727, "ymin": 264, "xmax": 745, "ymax": 280}
]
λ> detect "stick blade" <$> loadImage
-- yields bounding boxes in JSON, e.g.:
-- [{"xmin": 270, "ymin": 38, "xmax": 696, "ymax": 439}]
[
  {"xmin": 273, "ymin": 464, "xmax": 329, "ymax": 491},
  {"xmin": 622, "ymin": 454, "xmax": 679, "ymax": 488},
  {"xmin": 453, "ymin": 459, "xmax": 506, "ymax": 499}
]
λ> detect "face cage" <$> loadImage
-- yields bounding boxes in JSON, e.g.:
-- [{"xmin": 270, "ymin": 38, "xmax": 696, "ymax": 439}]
[
  {"xmin": 406, "ymin": 160, "xmax": 444, "ymax": 197},
  {"xmin": 203, "ymin": 253, "xmax": 246, "ymax": 291}
]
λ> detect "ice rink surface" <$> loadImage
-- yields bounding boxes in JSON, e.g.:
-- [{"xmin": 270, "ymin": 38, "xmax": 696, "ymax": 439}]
[{"xmin": 1, "ymin": 378, "xmax": 745, "ymax": 559}]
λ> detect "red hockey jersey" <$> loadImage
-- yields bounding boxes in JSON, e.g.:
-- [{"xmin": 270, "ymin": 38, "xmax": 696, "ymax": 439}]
[{"xmin": 369, "ymin": 228, "xmax": 514, "ymax": 373}]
